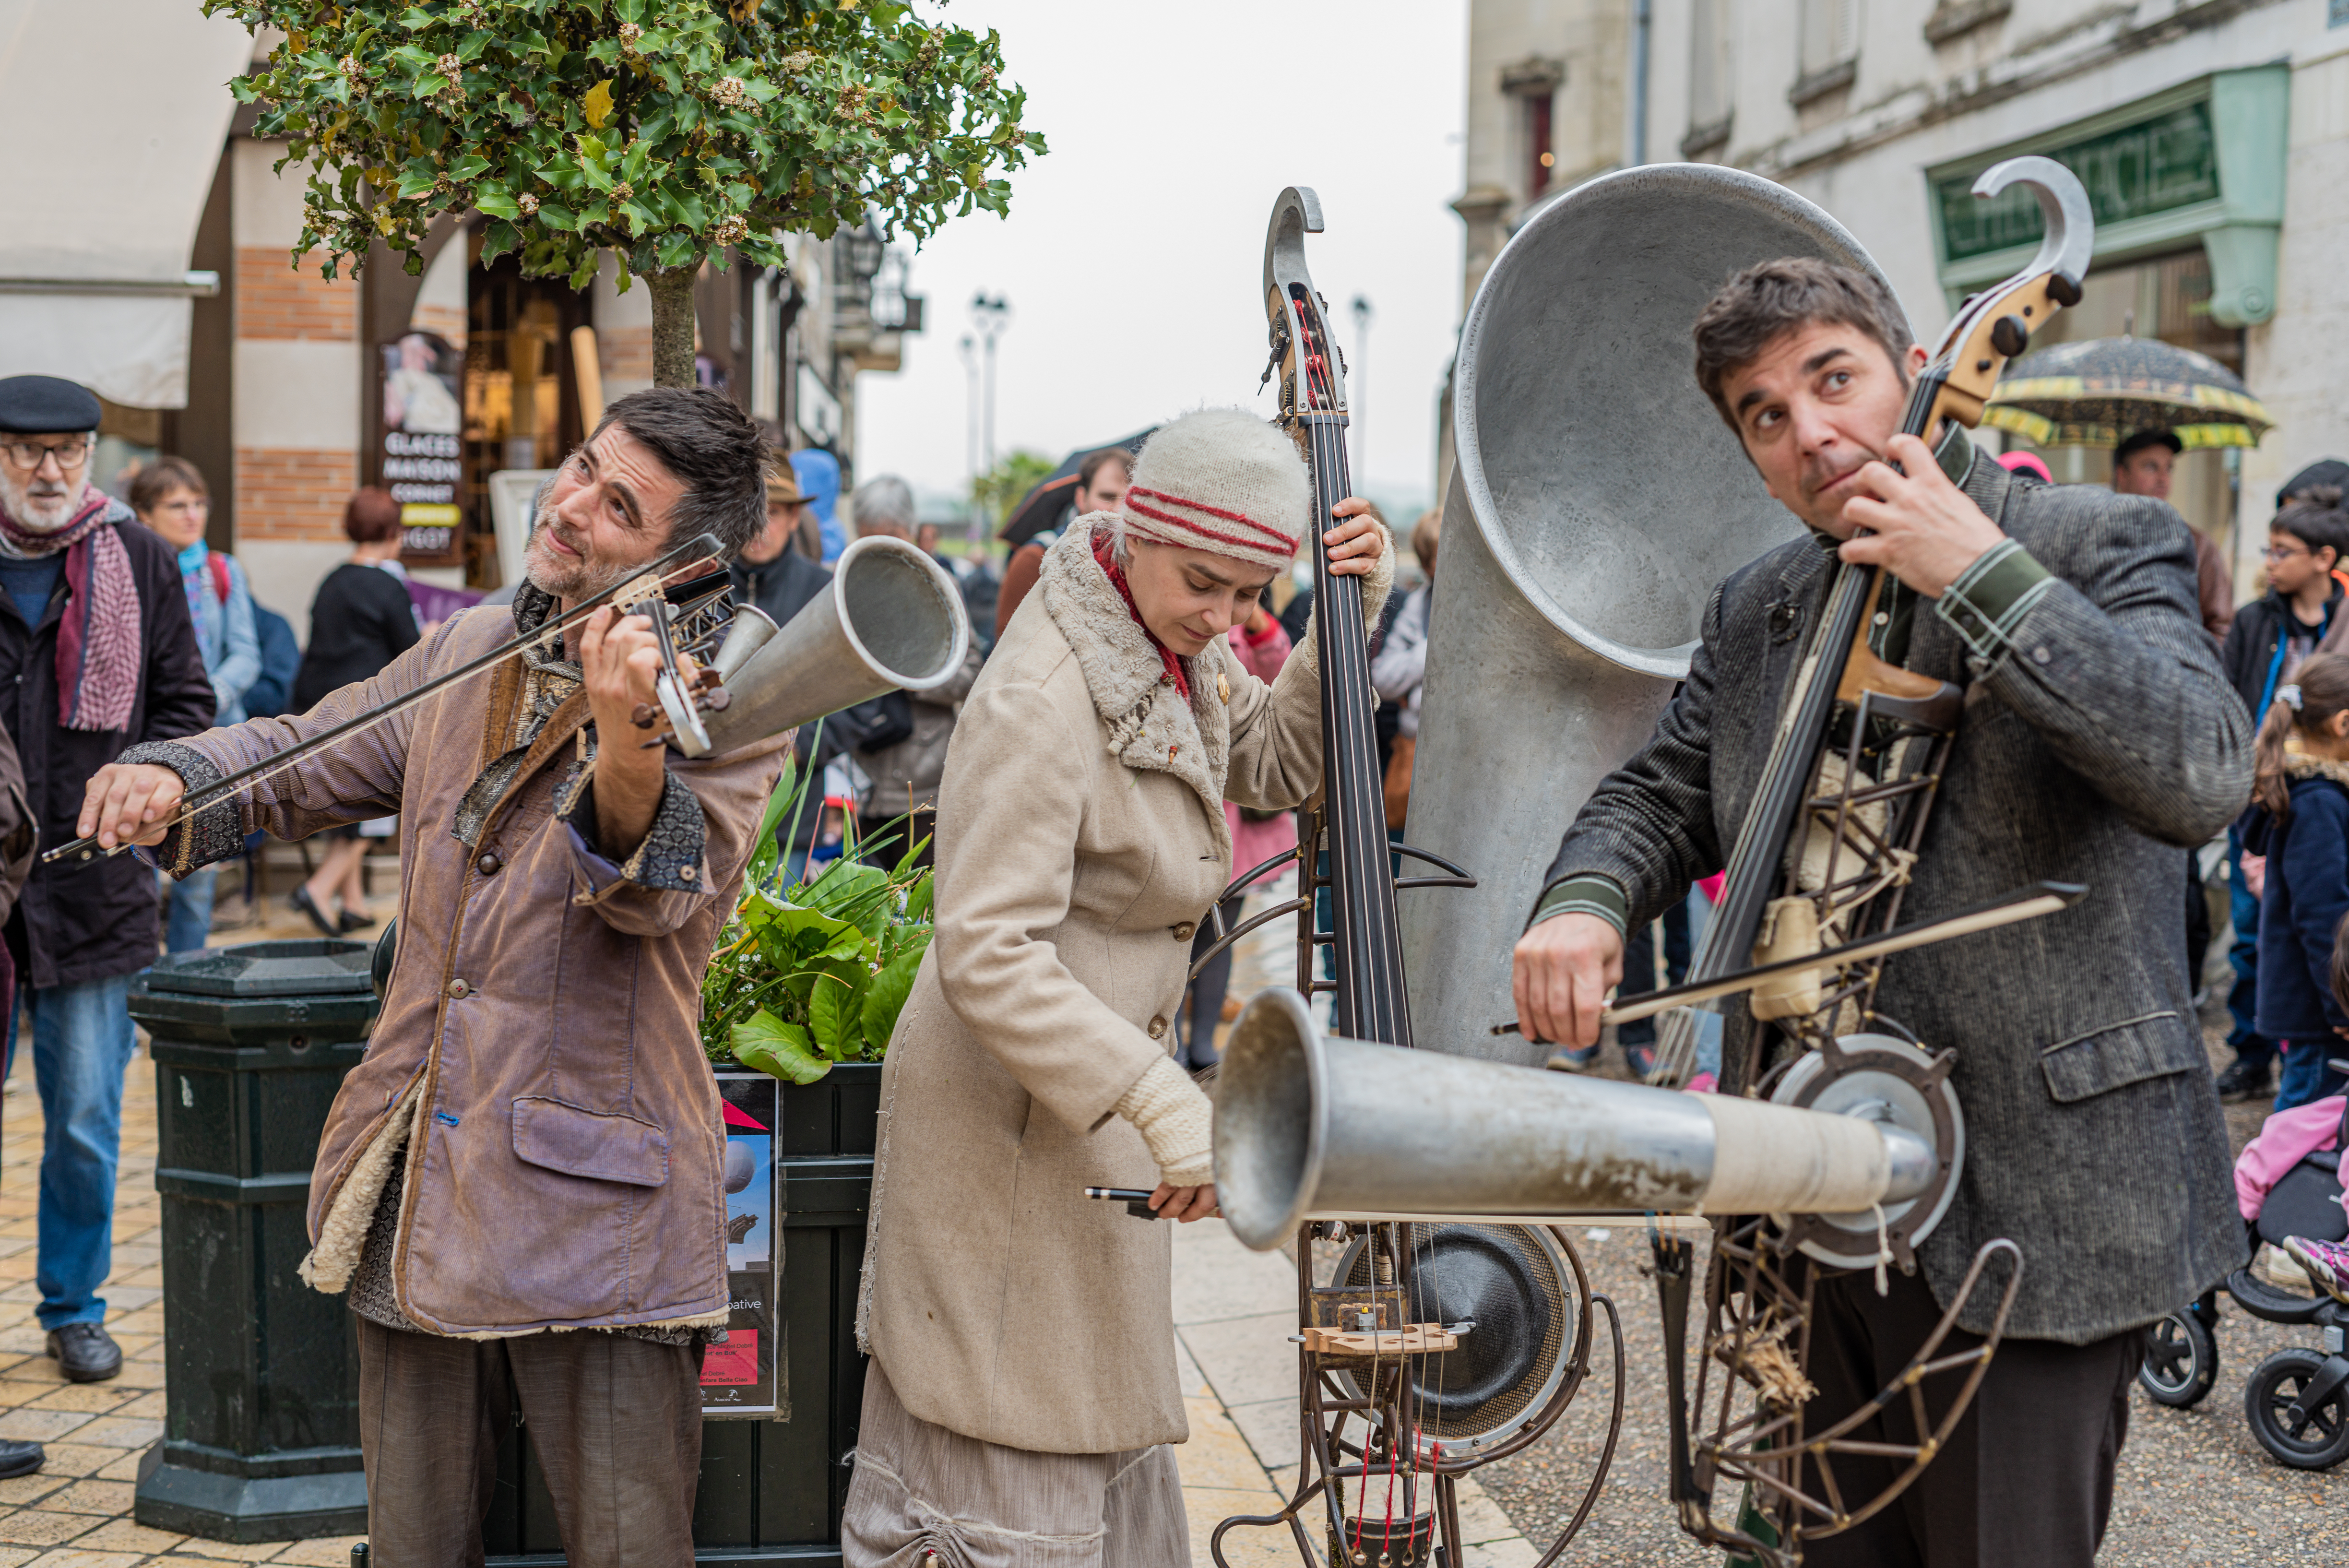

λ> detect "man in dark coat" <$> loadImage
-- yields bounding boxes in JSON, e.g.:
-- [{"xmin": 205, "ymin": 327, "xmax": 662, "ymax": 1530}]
[
  {"xmin": 1512, "ymin": 261, "xmax": 2251, "ymax": 1566},
  {"xmin": 731, "ymin": 463, "xmax": 833, "ymax": 877},
  {"xmin": 0, "ymin": 377, "xmax": 214, "ymax": 1386}
]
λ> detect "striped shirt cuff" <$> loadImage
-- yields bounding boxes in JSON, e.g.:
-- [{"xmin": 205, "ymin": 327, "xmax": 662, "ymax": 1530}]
[
  {"xmin": 1934, "ymin": 538, "xmax": 2055, "ymax": 663},
  {"xmin": 1528, "ymin": 873, "xmax": 1629, "ymax": 937}
]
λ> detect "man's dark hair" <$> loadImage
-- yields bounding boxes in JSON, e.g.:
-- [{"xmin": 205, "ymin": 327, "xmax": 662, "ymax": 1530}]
[
  {"xmin": 1078, "ymin": 446, "xmax": 1131, "ymax": 493},
  {"xmin": 2275, "ymin": 486, "xmax": 2349, "ymax": 566},
  {"xmin": 2114, "ymin": 428, "xmax": 2183, "ymax": 463},
  {"xmin": 1692, "ymin": 257, "xmax": 1915, "ymax": 431},
  {"xmin": 592, "ymin": 387, "xmax": 767, "ymax": 558}
]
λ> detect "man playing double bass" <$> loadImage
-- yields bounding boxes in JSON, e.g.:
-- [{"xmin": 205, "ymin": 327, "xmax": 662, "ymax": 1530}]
[{"xmin": 1513, "ymin": 259, "xmax": 2250, "ymax": 1565}]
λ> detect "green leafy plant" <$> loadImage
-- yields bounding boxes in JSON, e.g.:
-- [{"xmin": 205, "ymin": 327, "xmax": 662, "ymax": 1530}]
[
  {"xmin": 701, "ymin": 745, "xmax": 932, "ymax": 1083},
  {"xmin": 206, "ymin": 0, "xmax": 1042, "ymax": 386},
  {"xmin": 970, "ymin": 447, "xmax": 1056, "ymax": 527}
]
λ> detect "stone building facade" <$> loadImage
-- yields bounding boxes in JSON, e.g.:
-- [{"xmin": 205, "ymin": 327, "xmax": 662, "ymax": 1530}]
[{"xmin": 1457, "ymin": 0, "xmax": 2349, "ymax": 592}]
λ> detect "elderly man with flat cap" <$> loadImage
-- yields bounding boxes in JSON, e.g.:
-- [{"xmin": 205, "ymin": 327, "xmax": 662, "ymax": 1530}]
[{"xmin": 0, "ymin": 375, "xmax": 213, "ymax": 1397}]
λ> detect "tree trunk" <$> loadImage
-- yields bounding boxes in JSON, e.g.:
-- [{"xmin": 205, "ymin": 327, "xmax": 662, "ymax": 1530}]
[{"xmin": 648, "ymin": 265, "xmax": 699, "ymax": 390}]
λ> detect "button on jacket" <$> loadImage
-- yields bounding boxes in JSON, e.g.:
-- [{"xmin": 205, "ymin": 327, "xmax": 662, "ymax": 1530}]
[
  {"xmin": 0, "ymin": 510, "xmax": 213, "ymax": 989},
  {"xmin": 128, "ymin": 604, "xmax": 787, "ymax": 1336}
]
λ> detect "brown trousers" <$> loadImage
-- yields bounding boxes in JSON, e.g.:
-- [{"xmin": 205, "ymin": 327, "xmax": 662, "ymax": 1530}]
[
  {"xmin": 356, "ymin": 1315, "xmax": 704, "ymax": 1568},
  {"xmin": 1797, "ymin": 1267, "xmax": 2145, "ymax": 1568}
]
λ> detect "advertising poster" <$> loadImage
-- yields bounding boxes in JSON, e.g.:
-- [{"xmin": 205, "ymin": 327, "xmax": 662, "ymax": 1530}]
[
  {"xmin": 380, "ymin": 329, "xmax": 465, "ymax": 564},
  {"xmin": 706, "ymin": 1072, "xmax": 783, "ymax": 1417}
]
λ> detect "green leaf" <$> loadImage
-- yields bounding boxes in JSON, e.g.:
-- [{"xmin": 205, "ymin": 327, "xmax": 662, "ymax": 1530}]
[
  {"xmin": 732, "ymin": 1010, "xmax": 831, "ymax": 1085},
  {"xmin": 535, "ymin": 200, "xmax": 578, "ymax": 231},
  {"xmin": 414, "ymin": 73, "xmax": 449, "ymax": 99},
  {"xmin": 808, "ymin": 966, "xmax": 867, "ymax": 1059},
  {"xmin": 860, "ymin": 942, "xmax": 923, "ymax": 1055},
  {"xmin": 447, "ymin": 153, "xmax": 491, "ymax": 181}
]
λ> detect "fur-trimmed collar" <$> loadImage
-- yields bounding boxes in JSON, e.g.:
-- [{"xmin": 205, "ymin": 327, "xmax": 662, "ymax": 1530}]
[
  {"xmin": 1038, "ymin": 523, "xmax": 1234, "ymax": 836},
  {"xmin": 2284, "ymin": 751, "xmax": 2349, "ymax": 788}
]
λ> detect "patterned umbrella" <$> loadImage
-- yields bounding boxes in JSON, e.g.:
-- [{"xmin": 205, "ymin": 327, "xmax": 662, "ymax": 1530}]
[{"xmin": 1982, "ymin": 336, "xmax": 2274, "ymax": 451}]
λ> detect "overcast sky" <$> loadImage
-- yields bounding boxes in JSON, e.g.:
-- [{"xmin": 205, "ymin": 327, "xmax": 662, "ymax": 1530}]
[{"xmin": 853, "ymin": 0, "xmax": 1471, "ymax": 523}]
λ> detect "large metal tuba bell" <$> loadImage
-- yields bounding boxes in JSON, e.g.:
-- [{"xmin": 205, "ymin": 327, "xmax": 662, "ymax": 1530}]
[
  {"xmin": 684, "ymin": 535, "xmax": 971, "ymax": 759},
  {"xmin": 1214, "ymin": 988, "xmax": 1943, "ymax": 1253},
  {"xmin": 1401, "ymin": 165, "xmax": 1899, "ymax": 1065}
]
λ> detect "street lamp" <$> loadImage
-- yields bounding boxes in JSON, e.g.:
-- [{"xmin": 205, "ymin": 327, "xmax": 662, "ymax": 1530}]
[
  {"xmin": 1349, "ymin": 295, "xmax": 1374, "ymax": 488},
  {"xmin": 971, "ymin": 292, "xmax": 1011, "ymax": 474},
  {"xmin": 959, "ymin": 333, "xmax": 981, "ymax": 541}
]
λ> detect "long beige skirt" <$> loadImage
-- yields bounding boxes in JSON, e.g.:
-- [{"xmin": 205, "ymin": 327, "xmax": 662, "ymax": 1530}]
[{"xmin": 843, "ymin": 1358, "xmax": 1190, "ymax": 1568}]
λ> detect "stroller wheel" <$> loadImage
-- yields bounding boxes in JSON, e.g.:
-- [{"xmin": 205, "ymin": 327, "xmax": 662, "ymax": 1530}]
[
  {"xmin": 2138, "ymin": 1307, "xmax": 2218, "ymax": 1408},
  {"xmin": 2243, "ymin": 1348, "xmax": 2349, "ymax": 1470}
]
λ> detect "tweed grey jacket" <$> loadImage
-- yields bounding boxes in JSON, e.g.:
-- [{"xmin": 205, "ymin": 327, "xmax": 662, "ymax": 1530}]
[{"xmin": 1545, "ymin": 444, "xmax": 2253, "ymax": 1343}]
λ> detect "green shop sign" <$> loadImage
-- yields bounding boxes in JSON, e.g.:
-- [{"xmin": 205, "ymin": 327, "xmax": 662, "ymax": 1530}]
[
  {"xmin": 1927, "ymin": 68, "xmax": 2288, "ymax": 328},
  {"xmin": 1935, "ymin": 103, "xmax": 2218, "ymax": 262}
]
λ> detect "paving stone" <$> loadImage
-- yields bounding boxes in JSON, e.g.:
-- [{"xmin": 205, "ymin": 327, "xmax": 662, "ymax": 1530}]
[
  {"xmin": 101, "ymin": 1397, "xmax": 159, "ymax": 1424},
  {"xmin": 25, "ymin": 1390, "xmax": 129, "ymax": 1418},
  {"xmin": 1178, "ymin": 1397, "xmax": 1276, "ymax": 1493},
  {"xmin": 36, "ymin": 1487, "xmax": 130, "ymax": 1520},
  {"xmin": 84, "ymin": 1461, "xmax": 136, "ymax": 1488},
  {"xmin": 1180, "ymin": 1487, "xmax": 1293, "ymax": 1568},
  {"xmin": 160, "ymin": 1539, "xmax": 285, "ymax": 1561},
  {"xmin": 0, "ymin": 1479, "xmax": 68, "ymax": 1509},
  {"xmin": 0, "ymin": 1548, "xmax": 36, "ymax": 1567},
  {"xmin": 59, "ymin": 1424, "xmax": 154, "ymax": 1453},
  {"xmin": 0, "ymin": 1512, "xmax": 99, "ymax": 1547},
  {"xmin": 1177, "ymin": 1312, "xmax": 1299, "ymax": 1410},
  {"xmin": 264, "ymin": 1535, "xmax": 369, "ymax": 1565},
  {"xmin": 1225, "ymin": 1397, "xmax": 1301, "ymax": 1472},
  {"xmin": 56, "ymin": 1517, "xmax": 184, "ymax": 1554},
  {"xmin": 23, "ymin": 1550, "xmax": 154, "ymax": 1568},
  {"xmin": 25, "ymin": 1452, "xmax": 119, "ymax": 1484},
  {"xmin": 1172, "ymin": 1224, "xmax": 1300, "ymax": 1328},
  {"xmin": 0, "ymin": 1414, "xmax": 88, "ymax": 1445},
  {"xmin": 1450, "ymin": 1479, "xmax": 1518, "ymax": 1547}
]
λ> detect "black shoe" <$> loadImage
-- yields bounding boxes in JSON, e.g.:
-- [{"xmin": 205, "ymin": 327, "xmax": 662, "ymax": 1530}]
[
  {"xmin": 0, "ymin": 1438, "xmax": 41, "ymax": 1479},
  {"xmin": 47, "ymin": 1322, "xmax": 121, "ymax": 1383},
  {"xmin": 336, "ymin": 906, "xmax": 375, "ymax": 933},
  {"xmin": 2215, "ymin": 1060, "xmax": 2274, "ymax": 1104},
  {"xmin": 290, "ymin": 886, "xmax": 340, "ymax": 938}
]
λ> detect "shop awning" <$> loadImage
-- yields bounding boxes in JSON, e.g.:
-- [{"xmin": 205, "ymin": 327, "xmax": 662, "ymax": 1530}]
[{"xmin": 0, "ymin": 2, "xmax": 256, "ymax": 408}]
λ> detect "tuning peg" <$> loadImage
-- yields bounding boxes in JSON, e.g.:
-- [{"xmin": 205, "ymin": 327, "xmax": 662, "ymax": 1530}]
[
  {"xmin": 631, "ymin": 702, "xmax": 660, "ymax": 729},
  {"xmin": 1990, "ymin": 315, "xmax": 2029, "ymax": 358}
]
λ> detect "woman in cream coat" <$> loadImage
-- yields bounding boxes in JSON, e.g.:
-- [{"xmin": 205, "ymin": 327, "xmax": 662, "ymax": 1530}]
[{"xmin": 846, "ymin": 409, "xmax": 1390, "ymax": 1568}]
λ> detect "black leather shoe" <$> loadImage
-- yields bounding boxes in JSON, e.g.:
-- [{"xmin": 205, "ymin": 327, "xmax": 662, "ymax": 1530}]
[
  {"xmin": 2215, "ymin": 1060, "xmax": 2274, "ymax": 1105},
  {"xmin": 47, "ymin": 1322, "xmax": 121, "ymax": 1383},
  {"xmin": 0, "ymin": 1438, "xmax": 42, "ymax": 1479},
  {"xmin": 290, "ymin": 885, "xmax": 340, "ymax": 938},
  {"xmin": 336, "ymin": 906, "xmax": 375, "ymax": 933}
]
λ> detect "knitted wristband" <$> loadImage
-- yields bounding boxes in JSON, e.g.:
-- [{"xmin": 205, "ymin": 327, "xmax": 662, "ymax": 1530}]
[{"xmin": 1114, "ymin": 1054, "xmax": 1215, "ymax": 1188}]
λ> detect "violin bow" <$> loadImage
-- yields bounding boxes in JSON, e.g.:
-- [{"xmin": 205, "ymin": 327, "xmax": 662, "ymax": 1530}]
[{"xmin": 45, "ymin": 529, "xmax": 728, "ymax": 866}]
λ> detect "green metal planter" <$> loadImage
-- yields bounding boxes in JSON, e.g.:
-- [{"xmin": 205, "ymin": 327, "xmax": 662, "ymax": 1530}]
[{"xmin": 128, "ymin": 939, "xmax": 378, "ymax": 1544}]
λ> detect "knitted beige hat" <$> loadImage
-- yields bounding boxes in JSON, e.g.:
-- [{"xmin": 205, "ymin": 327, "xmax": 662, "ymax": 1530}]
[{"xmin": 1121, "ymin": 408, "xmax": 1312, "ymax": 571}]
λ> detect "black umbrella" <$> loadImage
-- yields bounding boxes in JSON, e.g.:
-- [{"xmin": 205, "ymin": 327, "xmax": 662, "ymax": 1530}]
[{"xmin": 998, "ymin": 428, "xmax": 1153, "ymax": 546}]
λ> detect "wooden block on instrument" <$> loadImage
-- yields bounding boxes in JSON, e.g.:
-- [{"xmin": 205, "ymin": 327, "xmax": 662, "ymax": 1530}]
[{"xmin": 1296, "ymin": 1322, "xmax": 1459, "ymax": 1358}]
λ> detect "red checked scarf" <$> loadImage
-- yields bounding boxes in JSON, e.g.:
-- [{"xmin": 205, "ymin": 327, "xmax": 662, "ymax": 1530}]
[
  {"xmin": 1092, "ymin": 527, "xmax": 1188, "ymax": 700},
  {"xmin": 0, "ymin": 487, "xmax": 141, "ymax": 731}
]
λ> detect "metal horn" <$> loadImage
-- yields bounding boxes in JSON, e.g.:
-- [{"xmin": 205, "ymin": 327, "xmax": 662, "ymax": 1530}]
[
  {"xmin": 687, "ymin": 535, "xmax": 971, "ymax": 758},
  {"xmin": 1400, "ymin": 164, "xmax": 1905, "ymax": 1065},
  {"xmin": 1214, "ymin": 988, "xmax": 1943, "ymax": 1253}
]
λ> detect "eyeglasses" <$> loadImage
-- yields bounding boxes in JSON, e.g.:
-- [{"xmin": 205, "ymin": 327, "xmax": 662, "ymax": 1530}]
[
  {"xmin": 2265, "ymin": 544, "xmax": 2311, "ymax": 562},
  {"xmin": 0, "ymin": 436, "xmax": 93, "ymax": 472}
]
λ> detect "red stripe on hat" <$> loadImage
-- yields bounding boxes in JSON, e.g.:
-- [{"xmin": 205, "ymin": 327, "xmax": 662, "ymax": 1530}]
[
  {"xmin": 1123, "ymin": 496, "xmax": 1298, "ymax": 557},
  {"xmin": 1126, "ymin": 486, "xmax": 1297, "ymax": 549}
]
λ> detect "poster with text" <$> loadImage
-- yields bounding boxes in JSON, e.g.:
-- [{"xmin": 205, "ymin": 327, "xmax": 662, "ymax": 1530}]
[{"xmin": 705, "ymin": 1071, "xmax": 783, "ymax": 1416}]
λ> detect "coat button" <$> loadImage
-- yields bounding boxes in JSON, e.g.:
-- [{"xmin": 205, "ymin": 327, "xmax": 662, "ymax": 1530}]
[
  {"xmin": 1172, "ymin": 922, "xmax": 1195, "ymax": 941},
  {"xmin": 1147, "ymin": 1017, "xmax": 1168, "ymax": 1039},
  {"xmin": 447, "ymin": 978, "xmax": 470, "ymax": 999},
  {"xmin": 475, "ymin": 851, "xmax": 502, "ymax": 875},
  {"xmin": 2030, "ymin": 645, "xmax": 2052, "ymax": 665}
]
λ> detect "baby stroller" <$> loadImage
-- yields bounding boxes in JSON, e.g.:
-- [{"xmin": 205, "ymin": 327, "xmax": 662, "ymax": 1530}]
[{"xmin": 2138, "ymin": 1090, "xmax": 2349, "ymax": 1469}]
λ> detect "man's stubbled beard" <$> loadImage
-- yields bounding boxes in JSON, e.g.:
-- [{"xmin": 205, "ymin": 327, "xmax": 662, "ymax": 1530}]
[
  {"xmin": 0, "ymin": 462, "xmax": 85, "ymax": 534},
  {"xmin": 522, "ymin": 499, "xmax": 643, "ymax": 601}
]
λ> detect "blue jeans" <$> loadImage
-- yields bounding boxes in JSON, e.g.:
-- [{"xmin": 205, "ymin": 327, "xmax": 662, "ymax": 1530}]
[
  {"xmin": 162, "ymin": 866, "xmax": 216, "ymax": 954},
  {"xmin": 2226, "ymin": 824, "xmax": 2274, "ymax": 1073},
  {"xmin": 1616, "ymin": 898, "xmax": 1695, "ymax": 1049},
  {"xmin": 3, "ymin": 974, "xmax": 139, "ymax": 1329},
  {"xmin": 2274, "ymin": 1037, "xmax": 2349, "ymax": 1114}
]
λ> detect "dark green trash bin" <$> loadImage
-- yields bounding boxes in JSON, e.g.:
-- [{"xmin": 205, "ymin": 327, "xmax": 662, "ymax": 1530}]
[
  {"xmin": 126, "ymin": 938, "xmax": 378, "ymax": 1544},
  {"xmin": 483, "ymin": 1061, "xmax": 878, "ymax": 1568}
]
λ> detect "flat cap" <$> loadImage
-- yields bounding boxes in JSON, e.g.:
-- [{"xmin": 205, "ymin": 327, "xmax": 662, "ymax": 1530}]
[{"xmin": 0, "ymin": 376, "xmax": 101, "ymax": 435}]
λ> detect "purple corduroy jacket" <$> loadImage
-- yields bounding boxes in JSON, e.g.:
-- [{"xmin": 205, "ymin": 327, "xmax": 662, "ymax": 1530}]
[{"xmin": 133, "ymin": 605, "xmax": 787, "ymax": 1336}]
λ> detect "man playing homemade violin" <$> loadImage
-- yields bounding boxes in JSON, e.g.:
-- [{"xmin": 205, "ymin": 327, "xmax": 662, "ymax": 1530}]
[
  {"xmin": 1512, "ymin": 261, "xmax": 2251, "ymax": 1565},
  {"xmin": 77, "ymin": 389, "xmax": 784, "ymax": 1568}
]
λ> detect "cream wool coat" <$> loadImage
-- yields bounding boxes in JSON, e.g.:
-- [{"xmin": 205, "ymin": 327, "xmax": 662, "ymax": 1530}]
[{"xmin": 857, "ymin": 521, "xmax": 1388, "ymax": 1455}]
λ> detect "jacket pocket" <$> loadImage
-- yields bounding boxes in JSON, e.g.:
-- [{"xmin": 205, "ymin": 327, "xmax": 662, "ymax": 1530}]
[
  {"xmin": 510, "ymin": 1097, "xmax": 671, "ymax": 1187},
  {"xmin": 2037, "ymin": 1010, "xmax": 2197, "ymax": 1104}
]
